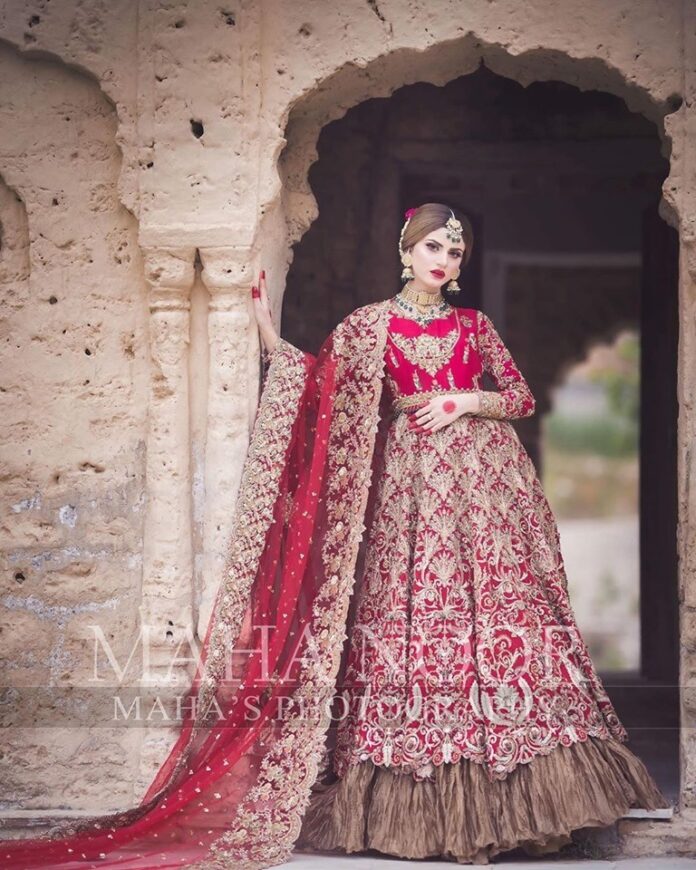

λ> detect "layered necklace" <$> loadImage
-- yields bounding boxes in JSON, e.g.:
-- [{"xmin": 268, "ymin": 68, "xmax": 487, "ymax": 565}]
[
  {"xmin": 389, "ymin": 283, "xmax": 459, "ymax": 376},
  {"xmin": 392, "ymin": 283, "xmax": 452, "ymax": 327}
]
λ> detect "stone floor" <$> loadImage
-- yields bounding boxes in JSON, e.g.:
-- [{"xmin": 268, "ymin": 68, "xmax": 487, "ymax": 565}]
[{"xmin": 285, "ymin": 856, "xmax": 696, "ymax": 869}]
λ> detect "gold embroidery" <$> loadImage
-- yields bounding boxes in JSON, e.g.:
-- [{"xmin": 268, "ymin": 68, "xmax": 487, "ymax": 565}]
[
  {"xmin": 470, "ymin": 311, "xmax": 536, "ymax": 421},
  {"xmin": 387, "ymin": 314, "xmax": 461, "ymax": 377},
  {"xmin": 197, "ymin": 337, "xmax": 311, "ymax": 717},
  {"xmin": 463, "ymin": 330, "xmax": 476, "ymax": 365},
  {"xmin": 386, "ymin": 342, "xmax": 400, "ymax": 369},
  {"xmin": 331, "ymin": 409, "xmax": 628, "ymax": 786}
]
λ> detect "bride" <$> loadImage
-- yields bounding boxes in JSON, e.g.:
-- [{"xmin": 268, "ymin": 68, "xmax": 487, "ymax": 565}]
[{"xmin": 2, "ymin": 203, "xmax": 668, "ymax": 868}]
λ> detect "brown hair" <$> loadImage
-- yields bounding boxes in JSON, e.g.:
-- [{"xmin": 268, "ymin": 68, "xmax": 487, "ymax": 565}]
[{"xmin": 401, "ymin": 202, "xmax": 474, "ymax": 269}]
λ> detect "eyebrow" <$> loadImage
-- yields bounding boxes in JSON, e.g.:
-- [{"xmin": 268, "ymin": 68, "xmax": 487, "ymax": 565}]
[{"xmin": 426, "ymin": 237, "xmax": 464, "ymax": 252}]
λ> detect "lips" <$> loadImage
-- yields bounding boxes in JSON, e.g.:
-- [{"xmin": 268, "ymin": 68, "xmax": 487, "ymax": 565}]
[{"xmin": 430, "ymin": 270, "xmax": 445, "ymax": 278}]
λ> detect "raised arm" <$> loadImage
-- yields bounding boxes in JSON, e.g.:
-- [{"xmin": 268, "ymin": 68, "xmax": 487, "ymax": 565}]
[
  {"xmin": 471, "ymin": 310, "xmax": 535, "ymax": 420},
  {"xmin": 253, "ymin": 270, "xmax": 318, "ymax": 370}
]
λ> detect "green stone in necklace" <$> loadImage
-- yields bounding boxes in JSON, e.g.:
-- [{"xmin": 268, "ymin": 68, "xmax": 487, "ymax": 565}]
[{"xmin": 392, "ymin": 292, "xmax": 452, "ymax": 327}]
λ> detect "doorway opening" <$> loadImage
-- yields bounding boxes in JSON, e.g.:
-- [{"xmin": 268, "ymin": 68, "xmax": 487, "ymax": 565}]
[{"xmin": 280, "ymin": 63, "xmax": 679, "ymax": 803}]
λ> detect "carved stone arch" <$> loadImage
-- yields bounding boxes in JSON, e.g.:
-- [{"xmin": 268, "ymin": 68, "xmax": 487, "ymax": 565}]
[
  {"xmin": 278, "ymin": 36, "xmax": 683, "ymax": 246},
  {"xmin": 0, "ymin": 34, "xmax": 139, "ymax": 217}
]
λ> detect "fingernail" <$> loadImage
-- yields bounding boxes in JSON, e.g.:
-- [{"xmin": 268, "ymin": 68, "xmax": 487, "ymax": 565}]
[
  {"xmin": 252, "ymin": 285, "xmax": 259, "ymax": 297},
  {"xmin": 261, "ymin": 269, "xmax": 266, "ymax": 279}
]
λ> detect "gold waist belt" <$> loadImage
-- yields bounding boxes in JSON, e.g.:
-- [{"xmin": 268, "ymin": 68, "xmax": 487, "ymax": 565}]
[{"xmin": 392, "ymin": 388, "xmax": 477, "ymax": 413}]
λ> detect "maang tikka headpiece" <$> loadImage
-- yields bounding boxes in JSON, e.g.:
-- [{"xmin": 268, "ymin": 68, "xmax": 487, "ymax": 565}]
[
  {"xmin": 399, "ymin": 206, "xmax": 462, "ymax": 294},
  {"xmin": 445, "ymin": 209, "xmax": 463, "ymax": 244}
]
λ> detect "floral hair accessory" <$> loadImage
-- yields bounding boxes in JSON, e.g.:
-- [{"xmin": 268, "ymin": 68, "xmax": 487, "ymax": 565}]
[{"xmin": 404, "ymin": 207, "xmax": 417, "ymax": 220}]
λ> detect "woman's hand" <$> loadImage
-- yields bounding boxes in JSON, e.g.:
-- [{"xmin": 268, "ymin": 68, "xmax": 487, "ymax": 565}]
[
  {"xmin": 251, "ymin": 269, "xmax": 279, "ymax": 354},
  {"xmin": 407, "ymin": 392, "xmax": 479, "ymax": 433}
]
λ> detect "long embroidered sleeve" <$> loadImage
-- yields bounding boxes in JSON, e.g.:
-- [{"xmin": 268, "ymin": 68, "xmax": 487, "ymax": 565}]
[
  {"xmin": 262, "ymin": 337, "xmax": 316, "ymax": 375},
  {"xmin": 472, "ymin": 311, "xmax": 535, "ymax": 420}
]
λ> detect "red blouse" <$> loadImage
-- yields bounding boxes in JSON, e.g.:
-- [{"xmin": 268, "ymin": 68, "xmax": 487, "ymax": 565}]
[{"xmin": 384, "ymin": 305, "xmax": 535, "ymax": 420}]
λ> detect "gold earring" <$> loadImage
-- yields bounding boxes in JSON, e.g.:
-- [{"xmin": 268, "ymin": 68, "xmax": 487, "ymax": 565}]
[
  {"xmin": 400, "ymin": 251, "xmax": 414, "ymax": 282},
  {"xmin": 447, "ymin": 270, "xmax": 461, "ymax": 294}
]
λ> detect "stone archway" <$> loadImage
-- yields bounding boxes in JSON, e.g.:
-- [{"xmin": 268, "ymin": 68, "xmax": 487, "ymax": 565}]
[
  {"xmin": 278, "ymin": 38, "xmax": 682, "ymax": 242},
  {"xmin": 273, "ymin": 38, "xmax": 691, "ymax": 854}
]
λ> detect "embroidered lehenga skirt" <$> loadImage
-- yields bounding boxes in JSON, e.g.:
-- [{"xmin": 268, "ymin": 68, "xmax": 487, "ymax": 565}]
[{"xmin": 295, "ymin": 402, "xmax": 669, "ymax": 864}]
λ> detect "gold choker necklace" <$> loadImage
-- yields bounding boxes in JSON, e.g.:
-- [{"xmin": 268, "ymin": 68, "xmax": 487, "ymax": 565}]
[{"xmin": 400, "ymin": 284, "xmax": 444, "ymax": 307}]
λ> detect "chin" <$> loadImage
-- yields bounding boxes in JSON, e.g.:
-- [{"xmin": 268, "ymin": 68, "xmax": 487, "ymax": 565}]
[{"xmin": 421, "ymin": 276, "xmax": 443, "ymax": 288}]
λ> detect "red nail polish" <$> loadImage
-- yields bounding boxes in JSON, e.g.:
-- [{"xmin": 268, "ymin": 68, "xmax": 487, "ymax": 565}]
[{"xmin": 261, "ymin": 269, "xmax": 266, "ymax": 279}]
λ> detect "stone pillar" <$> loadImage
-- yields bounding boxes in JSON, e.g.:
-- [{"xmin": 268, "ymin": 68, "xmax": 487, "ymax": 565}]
[
  {"xmin": 140, "ymin": 246, "xmax": 197, "ymax": 684},
  {"xmin": 680, "ymin": 235, "xmax": 696, "ymax": 811},
  {"xmin": 198, "ymin": 247, "xmax": 259, "ymax": 636}
]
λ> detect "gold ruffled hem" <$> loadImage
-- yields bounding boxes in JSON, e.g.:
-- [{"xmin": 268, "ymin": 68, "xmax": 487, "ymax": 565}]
[{"xmin": 295, "ymin": 735, "xmax": 670, "ymax": 865}]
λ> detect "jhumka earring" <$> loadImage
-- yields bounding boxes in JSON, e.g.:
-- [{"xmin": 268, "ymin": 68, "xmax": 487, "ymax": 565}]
[
  {"xmin": 399, "ymin": 207, "xmax": 417, "ymax": 282},
  {"xmin": 445, "ymin": 210, "xmax": 463, "ymax": 293},
  {"xmin": 401, "ymin": 250, "xmax": 415, "ymax": 282}
]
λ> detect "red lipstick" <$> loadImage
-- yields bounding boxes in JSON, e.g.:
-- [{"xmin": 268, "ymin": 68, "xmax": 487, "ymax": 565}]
[{"xmin": 430, "ymin": 269, "xmax": 445, "ymax": 278}]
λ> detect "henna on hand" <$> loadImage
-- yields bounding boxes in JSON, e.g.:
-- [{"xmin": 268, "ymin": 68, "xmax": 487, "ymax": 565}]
[{"xmin": 408, "ymin": 393, "xmax": 472, "ymax": 433}]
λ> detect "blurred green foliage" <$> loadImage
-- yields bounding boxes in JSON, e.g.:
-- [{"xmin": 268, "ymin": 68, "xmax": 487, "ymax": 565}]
[
  {"xmin": 588, "ymin": 332, "xmax": 640, "ymax": 421},
  {"xmin": 544, "ymin": 415, "xmax": 637, "ymax": 457},
  {"xmin": 545, "ymin": 333, "xmax": 639, "ymax": 458}
]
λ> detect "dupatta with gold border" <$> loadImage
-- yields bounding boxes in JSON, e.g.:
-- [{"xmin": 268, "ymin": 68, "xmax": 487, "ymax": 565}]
[{"xmin": 1, "ymin": 299, "xmax": 395, "ymax": 869}]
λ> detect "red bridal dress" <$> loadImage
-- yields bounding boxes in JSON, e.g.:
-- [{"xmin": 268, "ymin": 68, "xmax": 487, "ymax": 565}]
[
  {"xmin": 295, "ymin": 299, "xmax": 668, "ymax": 864},
  {"xmin": 0, "ymin": 296, "xmax": 668, "ymax": 870}
]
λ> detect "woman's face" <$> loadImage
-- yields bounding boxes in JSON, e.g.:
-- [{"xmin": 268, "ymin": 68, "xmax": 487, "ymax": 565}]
[{"xmin": 407, "ymin": 225, "xmax": 465, "ymax": 291}]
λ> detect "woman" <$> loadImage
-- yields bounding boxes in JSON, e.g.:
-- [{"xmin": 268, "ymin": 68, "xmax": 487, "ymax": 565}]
[
  {"xmin": 2, "ymin": 203, "xmax": 668, "ymax": 869},
  {"xmin": 263, "ymin": 202, "xmax": 669, "ymax": 864}
]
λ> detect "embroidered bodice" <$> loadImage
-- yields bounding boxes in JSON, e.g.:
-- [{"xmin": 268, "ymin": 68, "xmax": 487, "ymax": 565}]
[{"xmin": 384, "ymin": 301, "xmax": 535, "ymax": 420}]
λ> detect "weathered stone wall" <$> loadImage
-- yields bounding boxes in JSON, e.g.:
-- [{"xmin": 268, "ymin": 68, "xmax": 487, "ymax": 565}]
[
  {"xmin": 0, "ymin": 40, "xmax": 149, "ymax": 809},
  {"xmin": 0, "ymin": 0, "xmax": 693, "ymax": 853}
]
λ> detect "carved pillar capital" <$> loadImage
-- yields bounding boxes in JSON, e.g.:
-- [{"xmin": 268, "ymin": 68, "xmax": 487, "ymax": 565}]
[
  {"xmin": 199, "ymin": 246, "xmax": 254, "ymax": 306},
  {"xmin": 142, "ymin": 245, "xmax": 197, "ymax": 308}
]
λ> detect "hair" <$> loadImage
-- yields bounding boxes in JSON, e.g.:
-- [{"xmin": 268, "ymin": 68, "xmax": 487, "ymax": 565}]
[{"xmin": 400, "ymin": 202, "xmax": 474, "ymax": 269}]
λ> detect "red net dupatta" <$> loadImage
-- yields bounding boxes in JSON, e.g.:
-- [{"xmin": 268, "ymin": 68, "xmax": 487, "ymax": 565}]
[{"xmin": 1, "ymin": 300, "xmax": 393, "ymax": 869}]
